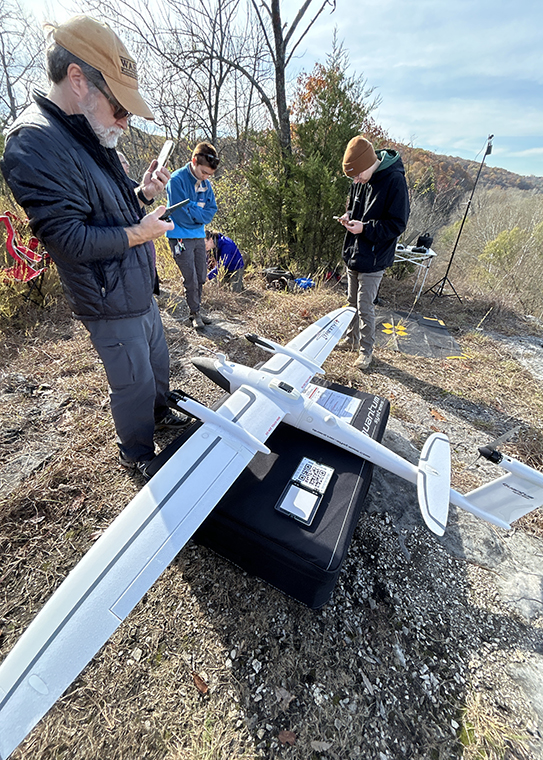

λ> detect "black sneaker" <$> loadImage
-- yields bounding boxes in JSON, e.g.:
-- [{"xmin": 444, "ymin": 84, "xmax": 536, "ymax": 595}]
[
  {"xmin": 119, "ymin": 451, "xmax": 155, "ymax": 481},
  {"xmin": 189, "ymin": 311, "xmax": 212, "ymax": 327},
  {"xmin": 155, "ymin": 410, "xmax": 191, "ymax": 430},
  {"xmin": 189, "ymin": 312, "xmax": 205, "ymax": 329}
]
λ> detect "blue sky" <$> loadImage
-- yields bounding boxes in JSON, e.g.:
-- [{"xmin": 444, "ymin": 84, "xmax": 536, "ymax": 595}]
[
  {"xmin": 282, "ymin": 0, "xmax": 543, "ymax": 177},
  {"xmin": 22, "ymin": 0, "xmax": 543, "ymax": 177}
]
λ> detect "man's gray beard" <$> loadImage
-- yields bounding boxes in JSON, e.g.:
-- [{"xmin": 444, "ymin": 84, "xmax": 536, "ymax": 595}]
[{"xmin": 80, "ymin": 90, "xmax": 124, "ymax": 149}]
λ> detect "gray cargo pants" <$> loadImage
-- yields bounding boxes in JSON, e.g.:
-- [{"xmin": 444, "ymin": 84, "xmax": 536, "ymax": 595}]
[
  {"xmin": 169, "ymin": 237, "xmax": 207, "ymax": 315},
  {"xmin": 345, "ymin": 268, "xmax": 385, "ymax": 357},
  {"xmin": 83, "ymin": 299, "xmax": 170, "ymax": 462}
]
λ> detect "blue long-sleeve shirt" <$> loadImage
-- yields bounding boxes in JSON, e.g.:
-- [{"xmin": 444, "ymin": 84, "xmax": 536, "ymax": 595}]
[
  {"xmin": 166, "ymin": 162, "xmax": 217, "ymax": 239},
  {"xmin": 208, "ymin": 234, "xmax": 244, "ymax": 279}
]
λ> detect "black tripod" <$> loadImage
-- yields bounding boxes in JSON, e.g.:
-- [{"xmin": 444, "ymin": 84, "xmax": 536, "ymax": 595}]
[{"xmin": 424, "ymin": 135, "xmax": 494, "ymax": 303}]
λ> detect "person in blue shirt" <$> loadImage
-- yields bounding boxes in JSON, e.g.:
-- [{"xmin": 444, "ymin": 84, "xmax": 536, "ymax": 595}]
[
  {"xmin": 166, "ymin": 142, "xmax": 218, "ymax": 328},
  {"xmin": 205, "ymin": 230, "xmax": 244, "ymax": 292}
]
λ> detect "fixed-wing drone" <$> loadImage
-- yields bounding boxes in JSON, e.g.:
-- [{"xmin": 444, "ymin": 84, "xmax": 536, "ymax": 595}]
[{"xmin": 1, "ymin": 305, "xmax": 542, "ymax": 759}]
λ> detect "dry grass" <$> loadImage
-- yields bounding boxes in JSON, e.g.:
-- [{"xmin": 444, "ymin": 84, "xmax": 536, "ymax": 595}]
[
  {"xmin": 1, "ymin": 267, "xmax": 543, "ymax": 760},
  {"xmin": 460, "ymin": 692, "xmax": 531, "ymax": 760}
]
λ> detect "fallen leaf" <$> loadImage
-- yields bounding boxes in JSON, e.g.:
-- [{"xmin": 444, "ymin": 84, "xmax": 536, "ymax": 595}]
[
  {"xmin": 192, "ymin": 671, "xmax": 209, "ymax": 695},
  {"xmin": 278, "ymin": 729, "xmax": 296, "ymax": 745},
  {"xmin": 311, "ymin": 740, "xmax": 332, "ymax": 751},
  {"xmin": 430, "ymin": 409, "xmax": 446, "ymax": 421},
  {"xmin": 300, "ymin": 308, "xmax": 310, "ymax": 319},
  {"xmin": 89, "ymin": 529, "xmax": 104, "ymax": 541},
  {"xmin": 28, "ymin": 515, "xmax": 46, "ymax": 524}
]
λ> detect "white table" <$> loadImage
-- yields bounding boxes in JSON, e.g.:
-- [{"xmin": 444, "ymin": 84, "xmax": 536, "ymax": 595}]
[{"xmin": 394, "ymin": 245, "xmax": 437, "ymax": 300}]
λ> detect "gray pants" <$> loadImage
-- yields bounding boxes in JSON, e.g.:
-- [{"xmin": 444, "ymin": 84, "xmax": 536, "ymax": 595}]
[
  {"xmin": 169, "ymin": 238, "xmax": 207, "ymax": 314},
  {"xmin": 345, "ymin": 268, "xmax": 384, "ymax": 356},
  {"xmin": 83, "ymin": 299, "xmax": 170, "ymax": 462}
]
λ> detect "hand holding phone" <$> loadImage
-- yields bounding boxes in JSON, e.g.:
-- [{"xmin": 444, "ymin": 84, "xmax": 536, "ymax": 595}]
[{"xmin": 159, "ymin": 198, "xmax": 189, "ymax": 221}]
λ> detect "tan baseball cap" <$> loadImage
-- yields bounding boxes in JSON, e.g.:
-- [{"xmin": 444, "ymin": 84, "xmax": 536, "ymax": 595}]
[
  {"xmin": 342, "ymin": 136, "xmax": 378, "ymax": 177},
  {"xmin": 50, "ymin": 15, "xmax": 154, "ymax": 120}
]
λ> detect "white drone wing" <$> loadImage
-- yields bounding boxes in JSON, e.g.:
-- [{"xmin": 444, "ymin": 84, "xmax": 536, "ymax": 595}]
[
  {"xmin": 0, "ymin": 386, "xmax": 284, "ymax": 759},
  {"xmin": 249, "ymin": 305, "xmax": 355, "ymax": 390},
  {"xmin": 0, "ymin": 307, "xmax": 355, "ymax": 760}
]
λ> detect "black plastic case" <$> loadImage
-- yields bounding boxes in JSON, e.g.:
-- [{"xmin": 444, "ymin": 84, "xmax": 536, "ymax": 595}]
[{"xmin": 148, "ymin": 382, "xmax": 389, "ymax": 608}]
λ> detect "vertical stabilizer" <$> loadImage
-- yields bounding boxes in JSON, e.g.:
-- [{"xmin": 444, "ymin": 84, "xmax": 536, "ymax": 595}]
[{"xmin": 417, "ymin": 433, "xmax": 451, "ymax": 536}]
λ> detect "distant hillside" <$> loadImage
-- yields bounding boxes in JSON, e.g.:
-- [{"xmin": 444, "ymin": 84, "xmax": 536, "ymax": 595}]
[
  {"xmin": 450, "ymin": 154, "xmax": 543, "ymax": 192},
  {"xmin": 396, "ymin": 143, "xmax": 543, "ymax": 194}
]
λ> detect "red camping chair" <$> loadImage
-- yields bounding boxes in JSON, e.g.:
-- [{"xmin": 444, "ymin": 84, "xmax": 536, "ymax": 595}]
[{"xmin": 0, "ymin": 212, "xmax": 50, "ymax": 304}]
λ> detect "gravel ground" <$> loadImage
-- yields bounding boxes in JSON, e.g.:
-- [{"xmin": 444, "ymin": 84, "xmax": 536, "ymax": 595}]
[
  {"xmin": 487, "ymin": 332, "xmax": 543, "ymax": 387},
  {"xmin": 1, "ymin": 282, "xmax": 543, "ymax": 760}
]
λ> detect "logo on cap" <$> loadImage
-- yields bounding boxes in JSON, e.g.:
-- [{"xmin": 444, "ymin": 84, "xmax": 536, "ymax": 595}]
[{"xmin": 120, "ymin": 56, "xmax": 137, "ymax": 80}]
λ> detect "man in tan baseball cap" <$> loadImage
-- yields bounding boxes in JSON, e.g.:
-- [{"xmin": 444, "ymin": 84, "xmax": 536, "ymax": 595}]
[
  {"xmin": 47, "ymin": 15, "xmax": 154, "ymax": 120},
  {"xmin": 1, "ymin": 15, "xmax": 190, "ymax": 481}
]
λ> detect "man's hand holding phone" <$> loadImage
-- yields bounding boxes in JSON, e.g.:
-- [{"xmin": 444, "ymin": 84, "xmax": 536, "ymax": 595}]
[
  {"xmin": 125, "ymin": 205, "xmax": 174, "ymax": 248},
  {"xmin": 139, "ymin": 160, "xmax": 171, "ymax": 202},
  {"xmin": 159, "ymin": 198, "xmax": 190, "ymax": 221},
  {"xmin": 138, "ymin": 140, "xmax": 176, "ymax": 203},
  {"xmin": 335, "ymin": 213, "xmax": 363, "ymax": 234}
]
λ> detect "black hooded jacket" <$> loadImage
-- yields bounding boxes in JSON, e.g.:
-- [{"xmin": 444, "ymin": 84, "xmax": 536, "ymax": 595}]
[
  {"xmin": 342, "ymin": 149, "xmax": 409, "ymax": 273},
  {"xmin": 1, "ymin": 93, "xmax": 156, "ymax": 321}
]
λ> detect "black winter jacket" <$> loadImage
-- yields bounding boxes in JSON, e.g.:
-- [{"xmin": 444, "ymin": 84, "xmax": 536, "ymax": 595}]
[
  {"xmin": 342, "ymin": 150, "xmax": 409, "ymax": 273},
  {"xmin": 1, "ymin": 94, "xmax": 156, "ymax": 321}
]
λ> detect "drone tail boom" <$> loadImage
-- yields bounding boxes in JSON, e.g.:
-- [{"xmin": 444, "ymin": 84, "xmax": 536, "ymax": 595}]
[{"xmin": 285, "ymin": 402, "xmax": 451, "ymax": 535}]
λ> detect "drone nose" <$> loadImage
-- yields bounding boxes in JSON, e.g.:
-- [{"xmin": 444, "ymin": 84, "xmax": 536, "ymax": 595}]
[{"xmin": 192, "ymin": 357, "xmax": 231, "ymax": 393}]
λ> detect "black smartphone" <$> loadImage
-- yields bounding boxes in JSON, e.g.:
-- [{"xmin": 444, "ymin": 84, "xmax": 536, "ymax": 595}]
[{"xmin": 159, "ymin": 198, "xmax": 189, "ymax": 220}]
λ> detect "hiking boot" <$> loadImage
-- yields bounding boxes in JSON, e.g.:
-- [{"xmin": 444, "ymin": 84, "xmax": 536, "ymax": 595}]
[
  {"xmin": 353, "ymin": 352, "xmax": 373, "ymax": 370},
  {"xmin": 189, "ymin": 312, "xmax": 205, "ymax": 329},
  {"xmin": 199, "ymin": 312, "xmax": 212, "ymax": 325},
  {"xmin": 155, "ymin": 410, "xmax": 191, "ymax": 430},
  {"xmin": 119, "ymin": 451, "xmax": 155, "ymax": 481}
]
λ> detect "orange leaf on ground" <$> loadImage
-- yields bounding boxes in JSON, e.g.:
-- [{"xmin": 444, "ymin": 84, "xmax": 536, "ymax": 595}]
[
  {"xmin": 192, "ymin": 671, "xmax": 209, "ymax": 695},
  {"xmin": 430, "ymin": 409, "xmax": 446, "ymax": 420}
]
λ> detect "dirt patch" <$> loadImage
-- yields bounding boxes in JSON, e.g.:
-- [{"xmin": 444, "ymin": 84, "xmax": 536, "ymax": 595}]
[{"xmin": 1, "ymin": 275, "xmax": 542, "ymax": 760}]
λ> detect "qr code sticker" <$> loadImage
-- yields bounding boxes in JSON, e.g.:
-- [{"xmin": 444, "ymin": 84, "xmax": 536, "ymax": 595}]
[{"xmin": 293, "ymin": 458, "xmax": 334, "ymax": 494}]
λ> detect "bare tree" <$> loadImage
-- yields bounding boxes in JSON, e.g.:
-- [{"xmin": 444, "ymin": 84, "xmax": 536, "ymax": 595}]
[
  {"xmin": 80, "ymin": 0, "xmax": 335, "ymax": 155},
  {"xmin": 0, "ymin": 0, "xmax": 45, "ymax": 126},
  {"xmin": 249, "ymin": 0, "xmax": 335, "ymax": 151},
  {"xmin": 80, "ymin": 0, "xmax": 267, "ymax": 156}
]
